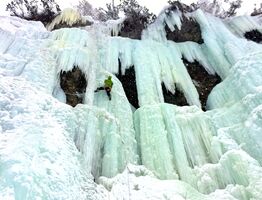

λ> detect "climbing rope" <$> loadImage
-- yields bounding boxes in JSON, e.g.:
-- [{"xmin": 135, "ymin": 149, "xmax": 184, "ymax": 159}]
[
  {"xmin": 120, "ymin": 125, "xmax": 131, "ymax": 200},
  {"xmin": 126, "ymin": 164, "xmax": 131, "ymax": 200}
]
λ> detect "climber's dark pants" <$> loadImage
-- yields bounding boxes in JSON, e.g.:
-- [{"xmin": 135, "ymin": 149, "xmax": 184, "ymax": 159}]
[{"xmin": 95, "ymin": 87, "xmax": 111, "ymax": 100}]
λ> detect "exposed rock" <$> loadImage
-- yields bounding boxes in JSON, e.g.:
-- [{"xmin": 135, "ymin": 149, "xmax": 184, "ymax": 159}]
[
  {"xmin": 117, "ymin": 17, "xmax": 144, "ymax": 39},
  {"xmin": 162, "ymin": 58, "xmax": 221, "ymax": 110},
  {"xmin": 162, "ymin": 83, "xmax": 189, "ymax": 107},
  {"xmin": 60, "ymin": 66, "xmax": 87, "ymax": 107},
  {"xmin": 116, "ymin": 61, "xmax": 139, "ymax": 108},
  {"xmin": 114, "ymin": 1, "xmax": 156, "ymax": 40},
  {"xmin": 164, "ymin": 1, "xmax": 203, "ymax": 44},
  {"xmin": 51, "ymin": 21, "xmax": 92, "ymax": 31},
  {"xmin": 251, "ymin": 10, "xmax": 262, "ymax": 16},
  {"xmin": 244, "ymin": 29, "xmax": 262, "ymax": 43},
  {"xmin": 183, "ymin": 59, "xmax": 221, "ymax": 110},
  {"xmin": 165, "ymin": 16, "xmax": 204, "ymax": 44}
]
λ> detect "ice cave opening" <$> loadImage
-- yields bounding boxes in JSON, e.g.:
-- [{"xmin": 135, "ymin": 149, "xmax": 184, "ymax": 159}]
[{"xmin": 60, "ymin": 66, "xmax": 87, "ymax": 107}]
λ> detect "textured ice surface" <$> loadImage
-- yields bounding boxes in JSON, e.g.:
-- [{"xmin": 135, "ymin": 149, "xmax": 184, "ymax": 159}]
[
  {"xmin": 46, "ymin": 8, "xmax": 90, "ymax": 31},
  {"xmin": 225, "ymin": 15, "xmax": 262, "ymax": 37},
  {"xmin": 0, "ymin": 8, "xmax": 262, "ymax": 200}
]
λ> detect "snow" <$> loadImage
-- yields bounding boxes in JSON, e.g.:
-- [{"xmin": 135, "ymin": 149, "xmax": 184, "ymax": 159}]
[{"xmin": 0, "ymin": 7, "xmax": 262, "ymax": 200}]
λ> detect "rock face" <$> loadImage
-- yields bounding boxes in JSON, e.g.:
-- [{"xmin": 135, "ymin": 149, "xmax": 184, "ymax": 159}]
[
  {"xmin": 183, "ymin": 59, "xmax": 221, "ymax": 110},
  {"xmin": 118, "ymin": 17, "xmax": 145, "ymax": 39},
  {"xmin": 162, "ymin": 83, "xmax": 189, "ymax": 107},
  {"xmin": 244, "ymin": 29, "xmax": 262, "ymax": 43},
  {"xmin": 116, "ymin": 63, "xmax": 139, "ymax": 108},
  {"xmin": 116, "ymin": 10, "xmax": 155, "ymax": 39},
  {"xmin": 51, "ymin": 21, "xmax": 92, "ymax": 31},
  {"xmin": 60, "ymin": 67, "xmax": 87, "ymax": 107},
  {"xmin": 165, "ymin": 1, "xmax": 203, "ymax": 44},
  {"xmin": 165, "ymin": 17, "xmax": 204, "ymax": 44}
]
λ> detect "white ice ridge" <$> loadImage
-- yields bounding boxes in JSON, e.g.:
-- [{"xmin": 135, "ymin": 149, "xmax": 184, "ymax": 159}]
[{"xmin": 0, "ymin": 6, "xmax": 262, "ymax": 200}]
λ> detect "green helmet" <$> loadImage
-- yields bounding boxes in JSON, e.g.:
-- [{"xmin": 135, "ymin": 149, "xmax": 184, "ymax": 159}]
[{"xmin": 108, "ymin": 75, "xmax": 112, "ymax": 80}]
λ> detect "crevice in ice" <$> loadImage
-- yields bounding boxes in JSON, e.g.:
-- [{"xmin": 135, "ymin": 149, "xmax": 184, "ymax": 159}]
[
  {"xmin": 165, "ymin": 13, "xmax": 204, "ymax": 44},
  {"xmin": 182, "ymin": 58, "xmax": 221, "ymax": 110},
  {"xmin": 116, "ymin": 60, "xmax": 139, "ymax": 109},
  {"xmin": 161, "ymin": 83, "xmax": 189, "ymax": 107},
  {"xmin": 244, "ymin": 29, "xmax": 262, "ymax": 43},
  {"xmin": 59, "ymin": 66, "xmax": 87, "ymax": 107}
]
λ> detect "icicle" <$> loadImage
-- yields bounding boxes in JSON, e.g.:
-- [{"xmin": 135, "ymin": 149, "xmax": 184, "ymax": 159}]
[
  {"xmin": 47, "ymin": 8, "xmax": 90, "ymax": 31},
  {"xmin": 165, "ymin": 9, "xmax": 183, "ymax": 31}
]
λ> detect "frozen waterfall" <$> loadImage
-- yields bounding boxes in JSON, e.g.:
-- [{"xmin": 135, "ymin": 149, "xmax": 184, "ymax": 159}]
[{"xmin": 0, "ymin": 6, "xmax": 262, "ymax": 200}]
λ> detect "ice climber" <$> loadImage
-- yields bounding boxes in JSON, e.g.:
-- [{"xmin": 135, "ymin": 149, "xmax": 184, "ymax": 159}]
[{"xmin": 95, "ymin": 76, "xmax": 113, "ymax": 100}]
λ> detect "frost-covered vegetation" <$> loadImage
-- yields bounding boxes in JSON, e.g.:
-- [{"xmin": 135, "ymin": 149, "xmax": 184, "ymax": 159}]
[{"xmin": 6, "ymin": 0, "xmax": 61, "ymax": 25}]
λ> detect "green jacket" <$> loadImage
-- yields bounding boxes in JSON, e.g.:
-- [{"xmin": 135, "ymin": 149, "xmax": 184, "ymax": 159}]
[{"xmin": 104, "ymin": 77, "xmax": 113, "ymax": 88}]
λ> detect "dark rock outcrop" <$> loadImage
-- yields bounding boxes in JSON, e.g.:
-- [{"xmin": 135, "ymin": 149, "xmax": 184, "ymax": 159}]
[
  {"xmin": 60, "ymin": 66, "xmax": 87, "ymax": 107},
  {"xmin": 165, "ymin": 17, "xmax": 204, "ymax": 44},
  {"xmin": 162, "ymin": 83, "xmax": 189, "ymax": 107},
  {"xmin": 244, "ymin": 29, "xmax": 262, "ymax": 43},
  {"xmin": 183, "ymin": 59, "xmax": 221, "ymax": 110},
  {"xmin": 165, "ymin": 1, "xmax": 203, "ymax": 44},
  {"xmin": 116, "ymin": 61, "xmax": 139, "ymax": 109},
  {"xmin": 162, "ymin": 59, "xmax": 221, "ymax": 110},
  {"xmin": 51, "ymin": 20, "xmax": 92, "ymax": 31},
  {"xmin": 117, "ymin": 17, "xmax": 145, "ymax": 39},
  {"xmin": 167, "ymin": 1, "xmax": 196, "ymax": 13}
]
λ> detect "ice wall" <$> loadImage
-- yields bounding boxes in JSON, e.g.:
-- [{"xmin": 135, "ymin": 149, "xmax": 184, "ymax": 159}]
[
  {"xmin": 0, "ymin": 7, "xmax": 262, "ymax": 200},
  {"xmin": 133, "ymin": 52, "xmax": 262, "ymax": 197},
  {"xmin": 0, "ymin": 17, "xmax": 106, "ymax": 200},
  {"xmin": 0, "ymin": 15, "xmax": 136, "ymax": 199},
  {"xmin": 131, "ymin": 9, "xmax": 262, "ymax": 198}
]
